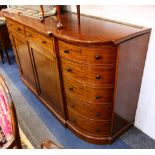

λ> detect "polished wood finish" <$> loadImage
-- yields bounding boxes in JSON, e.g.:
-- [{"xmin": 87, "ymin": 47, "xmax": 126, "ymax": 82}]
[
  {"xmin": 25, "ymin": 27, "xmax": 54, "ymax": 51},
  {"xmin": 76, "ymin": 5, "xmax": 80, "ymax": 26},
  {"xmin": 59, "ymin": 40, "xmax": 116, "ymax": 64},
  {"xmin": 66, "ymin": 92, "xmax": 112, "ymax": 120},
  {"xmin": 112, "ymin": 33, "xmax": 151, "ymax": 137},
  {"xmin": 67, "ymin": 106, "xmax": 111, "ymax": 136},
  {"xmin": 56, "ymin": 5, "xmax": 63, "ymax": 28},
  {"xmin": 2, "ymin": 11, "xmax": 151, "ymax": 45},
  {"xmin": 3, "ymin": 10, "xmax": 151, "ymax": 144},
  {"xmin": 61, "ymin": 57, "xmax": 115, "ymax": 85},
  {"xmin": 9, "ymin": 32, "xmax": 37, "ymax": 92},
  {"xmin": 28, "ymin": 42, "xmax": 64, "ymax": 115},
  {"xmin": 7, "ymin": 19, "xmax": 25, "ymax": 37},
  {"xmin": 63, "ymin": 77, "xmax": 113, "ymax": 104},
  {"xmin": 40, "ymin": 5, "xmax": 45, "ymax": 23}
]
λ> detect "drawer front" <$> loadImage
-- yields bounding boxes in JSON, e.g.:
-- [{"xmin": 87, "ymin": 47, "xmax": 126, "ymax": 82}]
[
  {"xmin": 67, "ymin": 106, "xmax": 111, "ymax": 136},
  {"xmin": 63, "ymin": 77, "xmax": 113, "ymax": 104},
  {"xmin": 61, "ymin": 57, "xmax": 115, "ymax": 85},
  {"xmin": 25, "ymin": 27, "xmax": 53, "ymax": 50},
  {"xmin": 66, "ymin": 92, "xmax": 113, "ymax": 120},
  {"xmin": 6, "ymin": 19, "xmax": 25, "ymax": 36},
  {"xmin": 59, "ymin": 40, "xmax": 116, "ymax": 65}
]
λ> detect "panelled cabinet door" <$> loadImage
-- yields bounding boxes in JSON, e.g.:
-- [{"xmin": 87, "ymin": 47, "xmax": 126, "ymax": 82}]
[
  {"xmin": 8, "ymin": 33, "xmax": 20, "ymax": 69},
  {"xmin": 28, "ymin": 42, "xmax": 64, "ymax": 115},
  {"xmin": 11, "ymin": 34, "xmax": 37, "ymax": 92}
]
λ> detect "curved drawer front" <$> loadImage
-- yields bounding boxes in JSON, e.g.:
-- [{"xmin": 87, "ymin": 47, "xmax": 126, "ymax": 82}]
[
  {"xmin": 67, "ymin": 106, "xmax": 111, "ymax": 136},
  {"xmin": 59, "ymin": 40, "xmax": 116, "ymax": 65},
  {"xmin": 64, "ymin": 77, "xmax": 113, "ymax": 104},
  {"xmin": 66, "ymin": 92, "xmax": 113, "ymax": 120},
  {"xmin": 61, "ymin": 57, "xmax": 115, "ymax": 85}
]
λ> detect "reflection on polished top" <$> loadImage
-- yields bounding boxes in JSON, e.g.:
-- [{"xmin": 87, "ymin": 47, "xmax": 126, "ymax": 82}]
[{"xmin": 2, "ymin": 10, "xmax": 151, "ymax": 45}]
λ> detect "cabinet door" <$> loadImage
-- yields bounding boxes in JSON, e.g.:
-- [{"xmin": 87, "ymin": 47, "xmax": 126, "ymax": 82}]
[
  {"xmin": 29, "ymin": 43, "xmax": 64, "ymax": 115},
  {"xmin": 8, "ymin": 32, "xmax": 20, "ymax": 70},
  {"xmin": 11, "ymin": 34, "xmax": 37, "ymax": 92}
]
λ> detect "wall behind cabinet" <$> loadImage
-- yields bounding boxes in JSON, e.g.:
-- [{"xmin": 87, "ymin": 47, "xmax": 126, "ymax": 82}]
[{"xmin": 64, "ymin": 5, "xmax": 155, "ymax": 140}]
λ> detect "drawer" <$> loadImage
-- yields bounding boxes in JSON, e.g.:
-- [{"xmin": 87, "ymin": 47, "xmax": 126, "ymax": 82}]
[
  {"xmin": 67, "ymin": 106, "xmax": 111, "ymax": 136},
  {"xmin": 66, "ymin": 92, "xmax": 113, "ymax": 120},
  {"xmin": 6, "ymin": 19, "xmax": 25, "ymax": 36},
  {"xmin": 61, "ymin": 57, "xmax": 115, "ymax": 85},
  {"xmin": 59, "ymin": 40, "xmax": 116, "ymax": 65},
  {"xmin": 63, "ymin": 77, "xmax": 113, "ymax": 104},
  {"xmin": 25, "ymin": 27, "xmax": 53, "ymax": 50}
]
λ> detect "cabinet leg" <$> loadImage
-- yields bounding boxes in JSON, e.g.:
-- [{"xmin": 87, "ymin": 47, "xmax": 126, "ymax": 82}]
[{"xmin": 56, "ymin": 5, "xmax": 63, "ymax": 28}]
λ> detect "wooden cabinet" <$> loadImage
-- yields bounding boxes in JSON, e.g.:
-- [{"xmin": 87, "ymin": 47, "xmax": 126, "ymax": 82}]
[
  {"xmin": 7, "ymin": 19, "xmax": 65, "ymax": 121},
  {"xmin": 28, "ymin": 42, "xmax": 64, "ymax": 116},
  {"xmin": 8, "ymin": 32, "xmax": 37, "ymax": 93},
  {"xmin": 3, "ymin": 11, "xmax": 151, "ymax": 144}
]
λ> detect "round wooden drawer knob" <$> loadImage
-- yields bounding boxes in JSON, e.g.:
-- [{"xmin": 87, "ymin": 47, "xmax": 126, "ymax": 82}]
[
  {"xmin": 70, "ymin": 104, "xmax": 75, "ymax": 107},
  {"xmin": 96, "ymin": 128, "xmax": 101, "ymax": 132},
  {"xmin": 71, "ymin": 118, "xmax": 76, "ymax": 123},
  {"xmin": 64, "ymin": 49, "xmax": 69, "ymax": 54},
  {"xmin": 67, "ymin": 68, "xmax": 72, "ymax": 72},
  {"xmin": 17, "ymin": 28, "xmax": 21, "ymax": 31},
  {"xmin": 69, "ymin": 87, "xmax": 73, "ymax": 91},
  {"xmin": 42, "ymin": 41, "xmax": 46, "ymax": 44},
  {"xmin": 96, "ymin": 96, "xmax": 101, "ymax": 99},
  {"xmin": 96, "ymin": 112, "xmax": 100, "ymax": 117},
  {"xmin": 96, "ymin": 75, "xmax": 101, "ymax": 79},
  {"xmin": 95, "ymin": 55, "xmax": 100, "ymax": 60}
]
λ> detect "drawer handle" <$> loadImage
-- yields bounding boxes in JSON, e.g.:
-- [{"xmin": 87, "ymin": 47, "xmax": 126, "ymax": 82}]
[
  {"xmin": 96, "ymin": 128, "xmax": 101, "ymax": 132},
  {"xmin": 69, "ymin": 87, "xmax": 73, "ymax": 91},
  {"xmin": 71, "ymin": 118, "xmax": 76, "ymax": 123},
  {"xmin": 28, "ymin": 34, "xmax": 32, "ymax": 37},
  {"xmin": 67, "ymin": 68, "xmax": 72, "ymax": 72},
  {"xmin": 17, "ymin": 28, "xmax": 21, "ymax": 31},
  {"xmin": 64, "ymin": 49, "xmax": 69, "ymax": 54},
  {"xmin": 96, "ymin": 96, "xmax": 101, "ymax": 99},
  {"xmin": 70, "ymin": 104, "xmax": 75, "ymax": 107},
  {"xmin": 42, "ymin": 41, "xmax": 46, "ymax": 44},
  {"xmin": 96, "ymin": 112, "xmax": 100, "ymax": 117},
  {"xmin": 95, "ymin": 55, "xmax": 100, "ymax": 60},
  {"xmin": 96, "ymin": 75, "xmax": 101, "ymax": 79}
]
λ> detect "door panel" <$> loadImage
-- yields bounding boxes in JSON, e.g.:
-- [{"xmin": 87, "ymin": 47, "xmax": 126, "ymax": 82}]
[
  {"xmin": 9, "ymin": 33, "xmax": 20, "ymax": 70},
  {"xmin": 13, "ymin": 35, "xmax": 37, "ymax": 92},
  {"xmin": 30, "ymin": 45, "xmax": 63, "ymax": 113}
]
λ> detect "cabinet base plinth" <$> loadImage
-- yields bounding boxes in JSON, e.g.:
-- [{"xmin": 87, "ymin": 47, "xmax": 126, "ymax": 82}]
[{"xmin": 66, "ymin": 121, "xmax": 133, "ymax": 144}]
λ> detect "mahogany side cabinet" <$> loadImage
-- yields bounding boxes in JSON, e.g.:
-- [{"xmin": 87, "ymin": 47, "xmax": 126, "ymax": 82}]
[{"xmin": 2, "ymin": 10, "xmax": 151, "ymax": 144}]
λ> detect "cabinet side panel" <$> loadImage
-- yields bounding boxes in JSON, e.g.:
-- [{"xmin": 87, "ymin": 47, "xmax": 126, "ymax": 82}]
[{"xmin": 112, "ymin": 33, "xmax": 151, "ymax": 137}]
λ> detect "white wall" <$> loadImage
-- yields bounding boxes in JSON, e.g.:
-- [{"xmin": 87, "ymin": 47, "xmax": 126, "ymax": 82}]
[{"xmin": 64, "ymin": 5, "xmax": 155, "ymax": 140}]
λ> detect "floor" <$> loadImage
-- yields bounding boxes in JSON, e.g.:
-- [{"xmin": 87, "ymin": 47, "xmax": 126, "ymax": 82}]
[{"xmin": 0, "ymin": 50, "xmax": 155, "ymax": 149}]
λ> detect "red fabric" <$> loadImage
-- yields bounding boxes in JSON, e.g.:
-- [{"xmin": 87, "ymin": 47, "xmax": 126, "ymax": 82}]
[{"xmin": 0, "ymin": 88, "xmax": 13, "ymax": 147}]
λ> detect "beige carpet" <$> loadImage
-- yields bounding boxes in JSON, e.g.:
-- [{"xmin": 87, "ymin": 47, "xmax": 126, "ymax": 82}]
[{"xmin": 19, "ymin": 126, "xmax": 34, "ymax": 149}]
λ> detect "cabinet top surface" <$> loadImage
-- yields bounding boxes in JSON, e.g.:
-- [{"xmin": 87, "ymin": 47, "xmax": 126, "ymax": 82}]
[{"xmin": 2, "ymin": 10, "xmax": 151, "ymax": 45}]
